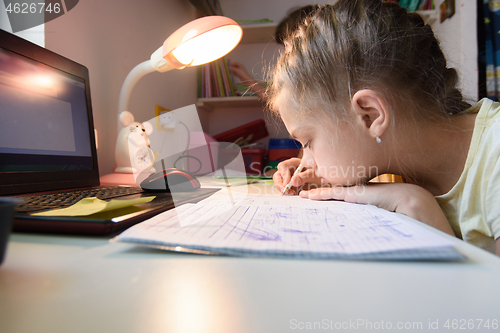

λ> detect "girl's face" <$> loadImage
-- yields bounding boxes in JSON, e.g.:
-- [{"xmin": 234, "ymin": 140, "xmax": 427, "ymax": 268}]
[{"xmin": 280, "ymin": 108, "xmax": 378, "ymax": 186}]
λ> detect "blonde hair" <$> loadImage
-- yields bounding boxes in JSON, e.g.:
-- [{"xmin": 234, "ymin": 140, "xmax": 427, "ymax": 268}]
[{"xmin": 267, "ymin": 0, "xmax": 471, "ymax": 123}]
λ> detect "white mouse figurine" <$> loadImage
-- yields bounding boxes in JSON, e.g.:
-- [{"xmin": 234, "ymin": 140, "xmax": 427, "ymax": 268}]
[{"xmin": 115, "ymin": 111, "xmax": 155, "ymax": 174}]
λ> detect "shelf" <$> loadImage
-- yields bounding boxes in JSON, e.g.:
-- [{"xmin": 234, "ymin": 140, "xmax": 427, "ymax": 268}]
[
  {"xmin": 196, "ymin": 96, "xmax": 263, "ymax": 111},
  {"xmin": 240, "ymin": 23, "xmax": 278, "ymax": 44}
]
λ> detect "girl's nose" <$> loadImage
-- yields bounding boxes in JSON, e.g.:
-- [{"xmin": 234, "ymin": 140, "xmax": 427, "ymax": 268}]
[{"xmin": 300, "ymin": 149, "xmax": 316, "ymax": 168}]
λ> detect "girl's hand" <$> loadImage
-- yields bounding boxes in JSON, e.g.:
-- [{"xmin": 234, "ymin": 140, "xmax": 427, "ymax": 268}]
[
  {"xmin": 228, "ymin": 62, "xmax": 253, "ymax": 82},
  {"xmin": 300, "ymin": 183, "xmax": 455, "ymax": 236},
  {"xmin": 228, "ymin": 61, "xmax": 266, "ymax": 99},
  {"xmin": 273, "ymin": 158, "xmax": 322, "ymax": 195}
]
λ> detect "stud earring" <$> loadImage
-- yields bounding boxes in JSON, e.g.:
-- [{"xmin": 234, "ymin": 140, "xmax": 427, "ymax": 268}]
[{"xmin": 376, "ymin": 137, "xmax": 382, "ymax": 143}]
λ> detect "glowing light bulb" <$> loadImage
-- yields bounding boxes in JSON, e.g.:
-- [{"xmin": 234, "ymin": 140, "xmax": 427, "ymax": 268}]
[{"xmin": 171, "ymin": 25, "xmax": 242, "ymax": 66}]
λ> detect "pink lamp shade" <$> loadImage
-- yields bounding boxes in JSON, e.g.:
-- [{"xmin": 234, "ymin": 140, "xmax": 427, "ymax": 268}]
[{"xmin": 162, "ymin": 16, "xmax": 242, "ymax": 69}]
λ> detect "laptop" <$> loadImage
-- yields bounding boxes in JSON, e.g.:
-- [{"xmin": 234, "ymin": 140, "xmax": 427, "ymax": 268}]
[{"xmin": 0, "ymin": 29, "xmax": 218, "ymax": 234}]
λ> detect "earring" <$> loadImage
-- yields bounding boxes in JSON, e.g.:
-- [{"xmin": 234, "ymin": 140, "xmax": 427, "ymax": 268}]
[{"xmin": 376, "ymin": 137, "xmax": 382, "ymax": 143}]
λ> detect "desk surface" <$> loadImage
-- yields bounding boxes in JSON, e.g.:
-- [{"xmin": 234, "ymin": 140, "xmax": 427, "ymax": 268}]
[{"xmin": 1, "ymin": 183, "xmax": 500, "ymax": 333}]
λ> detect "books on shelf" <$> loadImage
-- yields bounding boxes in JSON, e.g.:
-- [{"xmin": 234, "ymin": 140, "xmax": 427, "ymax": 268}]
[
  {"xmin": 200, "ymin": 57, "xmax": 263, "ymax": 98},
  {"xmin": 200, "ymin": 57, "xmax": 234, "ymax": 98},
  {"xmin": 199, "ymin": 60, "xmax": 269, "ymax": 98},
  {"xmin": 398, "ymin": 0, "xmax": 434, "ymax": 11}
]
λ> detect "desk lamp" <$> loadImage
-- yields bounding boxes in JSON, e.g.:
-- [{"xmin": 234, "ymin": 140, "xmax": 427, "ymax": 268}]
[{"xmin": 113, "ymin": 16, "xmax": 242, "ymax": 176}]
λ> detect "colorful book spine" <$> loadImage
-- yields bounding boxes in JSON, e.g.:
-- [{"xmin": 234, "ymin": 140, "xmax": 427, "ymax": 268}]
[
  {"xmin": 205, "ymin": 63, "xmax": 212, "ymax": 98},
  {"xmin": 201, "ymin": 64, "xmax": 206, "ymax": 97},
  {"xmin": 211, "ymin": 61, "xmax": 217, "ymax": 97},
  {"xmin": 399, "ymin": 0, "xmax": 410, "ymax": 8},
  {"xmin": 213, "ymin": 59, "xmax": 225, "ymax": 97},
  {"xmin": 417, "ymin": 0, "xmax": 427, "ymax": 10},
  {"xmin": 215, "ymin": 0, "xmax": 223, "ymax": 16},
  {"xmin": 223, "ymin": 57, "xmax": 236, "ymax": 96},
  {"xmin": 407, "ymin": 0, "xmax": 420, "ymax": 12},
  {"xmin": 197, "ymin": 66, "xmax": 202, "ymax": 98},
  {"xmin": 219, "ymin": 59, "xmax": 231, "ymax": 96}
]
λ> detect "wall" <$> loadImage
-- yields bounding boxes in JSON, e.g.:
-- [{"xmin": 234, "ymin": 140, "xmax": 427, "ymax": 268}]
[
  {"xmin": 432, "ymin": 0, "xmax": 478, "ymax": 102},
  {"xmin": 44, "ymin": 0, "xmax": 197, "ymax": 175}
]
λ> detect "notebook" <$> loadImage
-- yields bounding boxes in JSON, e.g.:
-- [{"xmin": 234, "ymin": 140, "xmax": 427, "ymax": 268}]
[
  {"xmin": 0, "ymin": 29, "xmax": 218, "ymax": 234},
  {"xmin": 116, "ymin": 189, "xmax": 464, "ymax": 261}
]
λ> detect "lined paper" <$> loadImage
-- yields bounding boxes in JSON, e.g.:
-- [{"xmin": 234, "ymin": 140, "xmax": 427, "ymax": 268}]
[{"xmin": 116, "ymin": 189, "xmax": 463, "ymax": 260}]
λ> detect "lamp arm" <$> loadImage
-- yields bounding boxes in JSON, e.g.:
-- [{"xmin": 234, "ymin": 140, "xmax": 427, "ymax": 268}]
[{"xmin": 117, "ymin": 60, "xmax": 156, "ymax": 113}]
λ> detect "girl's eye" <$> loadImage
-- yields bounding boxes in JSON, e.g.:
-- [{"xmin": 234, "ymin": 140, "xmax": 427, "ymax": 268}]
[{"xmin": 303, "ymin": 141, "xmax": 311, "ymax": 149}]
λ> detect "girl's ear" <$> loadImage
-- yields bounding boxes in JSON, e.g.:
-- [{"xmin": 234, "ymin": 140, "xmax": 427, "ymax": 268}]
[{"xmin": 351, "ymin": 89, "xmax": 390, "ymax": 139}]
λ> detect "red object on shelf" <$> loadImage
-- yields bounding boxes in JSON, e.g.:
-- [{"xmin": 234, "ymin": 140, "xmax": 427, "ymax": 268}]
[
  {"xmin": 268, "ymin": 148, "xmax": 301, "ymax": 161},
  {"xmin": 242, "ymin": 148, "xmax": 266, "ymax": 175},
  {"xmin": 213, "ymin": 119, "xmax": 269, "ymax": 143}
]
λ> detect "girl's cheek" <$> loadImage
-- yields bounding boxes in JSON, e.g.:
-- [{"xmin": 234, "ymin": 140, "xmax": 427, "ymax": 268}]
[{"xmin": 316, "ymin": 164, "xmax": 339, "ymax": 185}]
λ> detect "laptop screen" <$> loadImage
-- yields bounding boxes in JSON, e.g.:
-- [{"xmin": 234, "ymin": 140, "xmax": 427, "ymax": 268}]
[
  {"xmin": 0, "ymin": 29, "xmax": 100, "ymax": 195},
  {"xmin": 0, "ymin": 47, "xmax": 94, "ymax": 172}
]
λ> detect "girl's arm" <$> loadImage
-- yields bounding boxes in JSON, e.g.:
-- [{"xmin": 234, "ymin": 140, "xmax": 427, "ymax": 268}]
[
  {"xmin": 300, "ymin": 183, "xmax": 456, "ymax": 236},
  {"xmin": 228, "ymin": 62, "xmax": 266, "ymax": 99}
]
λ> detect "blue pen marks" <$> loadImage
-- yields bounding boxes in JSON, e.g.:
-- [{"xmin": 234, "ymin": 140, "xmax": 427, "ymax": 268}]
[
  {"xmin": 211, "ymin": 206, "xmax": 283, "ymax": 242},
  {"xmin": 275, "ymin": 212, "xmax": 293, "ymax": 219},
  {"xmin": 280, "ymin": 228, "xmax": 320, "ymax": 234},
  {"xmin": 242, "ymin": 226, "xmax": 282, "ymax": 241}
]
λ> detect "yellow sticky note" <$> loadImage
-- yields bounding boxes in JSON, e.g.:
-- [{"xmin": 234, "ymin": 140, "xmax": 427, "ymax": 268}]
[{"xmin": 32, "ymin": 196, "xmax": 155, "ymax": 217}]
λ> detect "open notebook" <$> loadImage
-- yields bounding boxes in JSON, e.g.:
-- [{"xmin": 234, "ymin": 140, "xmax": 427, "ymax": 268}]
[{"xmin": 116, "ymin": 189, "xmax": 464, "ymax": 260}]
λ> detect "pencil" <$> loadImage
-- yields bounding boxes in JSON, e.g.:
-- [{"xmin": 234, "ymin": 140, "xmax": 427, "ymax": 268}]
[{"xmin": 281, "ymin": 164, "xmax": 304, "ymax": 196}]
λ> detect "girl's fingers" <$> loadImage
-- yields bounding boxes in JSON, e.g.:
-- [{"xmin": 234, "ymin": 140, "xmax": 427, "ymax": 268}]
[
  {"xmin": 281, "ymin": 169, "xmax": 321, "ymax": 195},
  {"xmin": 275, "ymin": 158, "xmax": 302, "ymax": 186},
  {"xmin": 290, "ymin": 168, "xmax": 316, "ymax": 186}
]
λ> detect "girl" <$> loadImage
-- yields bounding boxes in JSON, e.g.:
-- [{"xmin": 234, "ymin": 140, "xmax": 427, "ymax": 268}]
[{"xmin": 269, "ymin": 0, "xmax": 500, "ymax": 255}]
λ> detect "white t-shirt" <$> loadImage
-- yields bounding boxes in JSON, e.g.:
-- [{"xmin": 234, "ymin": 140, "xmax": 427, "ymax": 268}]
[{"xmin": 436, "ymin": 98, "xmax": 500, "ymax": 253}]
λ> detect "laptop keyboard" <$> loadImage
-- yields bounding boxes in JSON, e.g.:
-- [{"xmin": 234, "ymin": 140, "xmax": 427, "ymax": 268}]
[{"xmin": 15, "ymin": 186, "xmax": 144, "ymax": 213}]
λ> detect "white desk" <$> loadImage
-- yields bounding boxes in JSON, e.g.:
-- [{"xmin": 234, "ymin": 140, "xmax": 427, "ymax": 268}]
[{"xmin": 1, "ymin": 183, "xmax": 500, "ymax": 333}]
